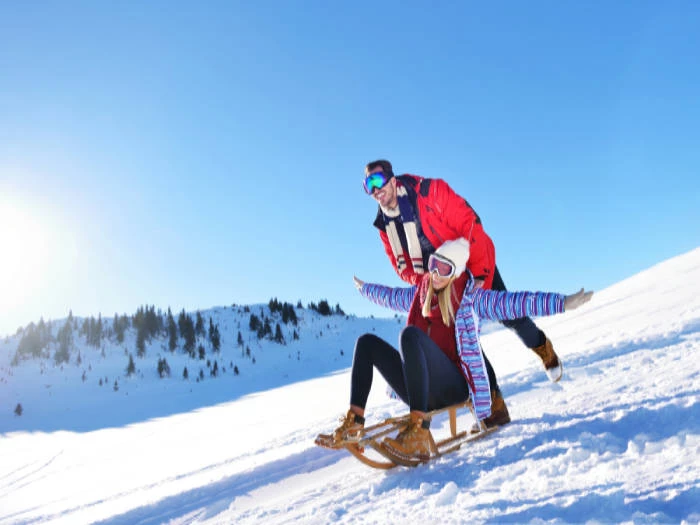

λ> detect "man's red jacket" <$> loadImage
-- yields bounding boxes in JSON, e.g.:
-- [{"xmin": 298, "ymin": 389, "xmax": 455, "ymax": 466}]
[{"xmin": 374, "ymin": 174, "xmax": 496, "ymax": 288}]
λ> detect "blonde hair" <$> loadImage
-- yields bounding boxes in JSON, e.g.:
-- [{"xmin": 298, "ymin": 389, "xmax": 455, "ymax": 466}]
[{"xmin": 421, "ymin": 276, "xmax": 458, "ymax": 326}]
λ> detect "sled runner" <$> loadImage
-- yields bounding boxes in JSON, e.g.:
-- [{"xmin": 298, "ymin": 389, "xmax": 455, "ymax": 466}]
[{"xmin": 316, "ymin": 401, "xmax": 499, "ymax": 469}]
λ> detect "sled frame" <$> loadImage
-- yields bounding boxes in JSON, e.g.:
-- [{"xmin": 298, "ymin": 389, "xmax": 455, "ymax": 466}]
[{"xmin": 342, "ymin": 400, "xmax": 497, "ymax": 469}]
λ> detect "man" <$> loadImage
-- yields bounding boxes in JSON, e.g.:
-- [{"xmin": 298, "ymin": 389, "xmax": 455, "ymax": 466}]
[{"xmin": 363, "ymin": 159, "xmax": 562, "ymax": 389}]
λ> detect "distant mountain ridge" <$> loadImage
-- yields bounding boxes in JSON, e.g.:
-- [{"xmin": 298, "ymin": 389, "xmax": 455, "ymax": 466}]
[{"xmin": 0, "ymin": 298, "xmax": 408, "ymax": 433}]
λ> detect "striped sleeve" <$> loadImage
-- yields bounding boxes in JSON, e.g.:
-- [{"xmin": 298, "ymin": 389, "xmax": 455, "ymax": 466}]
[
  {"xmin": 359, "ymin": 283, "xmax": 416, "ymax": 313},
  {"xmin": 471, "ymin": 289, "xmax": 566, "ymax": 321}
]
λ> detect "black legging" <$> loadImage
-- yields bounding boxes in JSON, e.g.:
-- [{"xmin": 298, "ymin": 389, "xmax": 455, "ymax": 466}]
[
  {"xmin": 492, "ymin": 265, "xmax": 546, "ymax": 348},
  {"xmin": 350, "ymin": 327, "xmax": 500, "ymax": 413}
]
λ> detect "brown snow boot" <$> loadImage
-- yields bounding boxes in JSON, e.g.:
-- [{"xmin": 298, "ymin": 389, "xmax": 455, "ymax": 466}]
[
  {"xmin": 315, "ymin": 409, "xmax": 364, "ymax": 449},
  {"xmin": 532, "ymin": 336, "xmax": 563, "ymax": 382},
  {"xmin": 381, "ymin": 412, "xmax": 433, "ymax": 465},
  {"xmin": 471, "ymin": 390, "xmax": 511, "ymax": 433}
]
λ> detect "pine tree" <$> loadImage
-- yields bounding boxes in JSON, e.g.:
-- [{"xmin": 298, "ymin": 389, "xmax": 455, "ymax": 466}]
[
  {"xmin": 37, "ymin": 318, "xmax": 48, "ymax": 348},
  {"xmin": 136, "ymin": 325, "xmax": 147, "ymax": 358},
  {"xmin": 14, "ymin": 403, "xmax": 23, "ymax": 416},
  {"xmin": 55, "ymin": 321, "xmax": 73, "ymax": 364},
  {"xmin": 282, "ymin": 303, "xmax": 298, "ymax": 325},
  {"xmin": 94, "ymin": 314, "xmax": 103, "ymax": 346},
  {"xmin": 113, "ymin": 314, "xmax": 129, "ymax": 344},
  {"xmin": 157, "ymin": 358, "xmax": 171, "ymax": 378},
  {"xmin": 15, "ymin": 322, "xmax": 43, "ymax": 360},
  {"xmin": 126, "ymin": 354, "xmax": 136, "ymax": 376},
  {"xmin": 133, "ymin": 305, "xmax": 162, "ymax": 341},
  {"xmin": 209, "ymin": 321, "xmax": 221, "ymax": 352},
  {"xmin": 274, "ymin": 323, "xmax": 285, "ymax": 344},
  {"xmin": 88, "ymin": 317, "xmax": 96, "ymax": 346},
  {"xmin": 167, "ymin": 308, "xmax": 178, "ymax": 352},
  {"xmin": 195, "ymin": 312, "xmax": 205, "ymax": 337},
  {"xmin": 198, "ymin": 344, "xmax": 206, "ymax": 360},
  {"xmin": 317, "ymin": 300, "xmax": 332, "ymax": 316},
  {"xmin": 179, "ymin": 310, "xmax": 196, "ymax": 357},
  {"xmin": 262, "ymin": 318, "xmax": 272, "ymax": 339},
  {"xmin": 113, "ymin": 314, "xmax": 122, "ymax": 343},
  {"xmin": 183, "ymin": 367, "xmax": 189, "ymax": 380}
]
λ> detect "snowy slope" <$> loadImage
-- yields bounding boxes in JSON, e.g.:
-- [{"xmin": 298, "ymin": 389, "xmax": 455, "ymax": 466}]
[
  {"xmin": 1, "ymin": 248, "xmax": 699, "ymax": 524},
  {"xmin": 0, "ymin": 305, "xmax": 405, "ymax": 434}
]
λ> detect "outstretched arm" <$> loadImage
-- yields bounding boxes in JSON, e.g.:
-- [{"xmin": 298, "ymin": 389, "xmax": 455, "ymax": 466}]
[
  {"xmin": 469, "ymin": 287, "xmax": 593, "ymax": 321},
  {"xmin": 354, "ymin": 275, "xmax": 416, "ymax": 313},
  {"xmin": 469, "ymin": 289, "xmax": 563, "ymax": 321}
]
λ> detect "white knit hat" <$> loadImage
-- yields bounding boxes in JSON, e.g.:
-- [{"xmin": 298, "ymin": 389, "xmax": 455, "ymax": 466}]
[{"xmin": 434, "ymin": 238, "xmax": 470, "ymax": 277}]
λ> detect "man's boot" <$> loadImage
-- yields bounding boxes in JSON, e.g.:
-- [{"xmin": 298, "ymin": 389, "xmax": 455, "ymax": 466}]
[
  {"xmin": 532, "ymin": 336, "xmax": 563, "ymax": 382},
  {"xmin": 471, "ymin": 390, "xmax": 511, "ymax": 434}
]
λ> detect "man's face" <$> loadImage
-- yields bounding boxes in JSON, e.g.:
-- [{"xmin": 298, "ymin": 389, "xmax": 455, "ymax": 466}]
[{"xmin": 367, "ymin": 167, "xmax": 398, "ymax": 209}]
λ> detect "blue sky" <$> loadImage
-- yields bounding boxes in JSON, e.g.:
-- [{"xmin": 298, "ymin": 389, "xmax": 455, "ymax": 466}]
[{"xmin": 1, "ymin": 1, "xmax": 699, "ymax": 336}]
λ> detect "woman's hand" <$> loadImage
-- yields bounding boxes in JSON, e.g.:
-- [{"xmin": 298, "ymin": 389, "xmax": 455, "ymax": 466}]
[
  {"xmin": 353, "ymin": 276, "xmax": 365, "ymax": 291},
  {"xmin": 564, "ymin": 288, "xmax": 594, "ymax": 311}
]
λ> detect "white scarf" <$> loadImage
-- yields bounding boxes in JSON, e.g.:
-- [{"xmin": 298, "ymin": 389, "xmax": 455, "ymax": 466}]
[{"xmin": 381, "ymin": 184, "xmax": 425, "ymax": 274}]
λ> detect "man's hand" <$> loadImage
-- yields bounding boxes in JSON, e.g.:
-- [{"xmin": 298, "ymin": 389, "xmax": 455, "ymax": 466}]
[
  {"xmin": 353, "ymin": 276, "xmax": 365, "ymax": 291},
  {"xmin": 564, "ymin": 288, "xmax": 594, "ymax": 311}
]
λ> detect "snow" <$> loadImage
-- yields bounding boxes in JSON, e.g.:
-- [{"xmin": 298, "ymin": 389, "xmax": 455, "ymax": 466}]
[{"xmin": 1, "ymin": 248, "xmax": 699, "ymax": 524}]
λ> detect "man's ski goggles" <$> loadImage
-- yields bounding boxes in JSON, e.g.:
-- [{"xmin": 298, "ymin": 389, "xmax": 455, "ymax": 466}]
[
  {"xmin": 363, "ymin": 172, "xmax": 391, "ymax": 194},
  {"xmin": 428, "ymin": 253, "xmax": 456, "ymax": 278}
]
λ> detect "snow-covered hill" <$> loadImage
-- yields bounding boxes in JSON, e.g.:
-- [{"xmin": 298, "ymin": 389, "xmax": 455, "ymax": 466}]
[
  {"xmin": 1, "ymin": 248, "xmax": 699, "ymax": 524},
  {"xmin": 0, "ymin": 303, "xmax": 406, "ymax": 433}
]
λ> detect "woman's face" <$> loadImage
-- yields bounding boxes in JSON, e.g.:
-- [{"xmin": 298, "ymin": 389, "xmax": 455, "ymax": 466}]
[{"xmin": 431, "ymin": 272, "xmax": 451, "ymax": 291}]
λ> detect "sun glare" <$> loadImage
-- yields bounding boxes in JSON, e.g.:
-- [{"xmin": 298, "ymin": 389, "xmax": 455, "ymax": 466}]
[{"xmin": 0, "ymin": 201, "xmax": 52, "ymax": 316}]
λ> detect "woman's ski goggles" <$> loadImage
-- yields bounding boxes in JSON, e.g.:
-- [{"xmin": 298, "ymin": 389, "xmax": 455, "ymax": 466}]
[
  {"xmin": 363, "ymin": 172, "xmax": 391, "ymax": 194},
  {"xmin": 428, "ymin": 253, "xmax": 456, "ymax": 278}
]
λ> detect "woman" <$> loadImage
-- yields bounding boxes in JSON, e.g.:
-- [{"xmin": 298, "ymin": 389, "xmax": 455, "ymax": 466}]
[{"xmin": 316, "ymin": 238, "xmax": 593, "ymax": 464}]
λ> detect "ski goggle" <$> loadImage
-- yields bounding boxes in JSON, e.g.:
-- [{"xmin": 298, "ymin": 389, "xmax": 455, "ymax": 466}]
[
  {"xmin": 363, "ymin": 172, "xmax": 391, "ymax": 194},
  {"xmin": 428, "ymin": 253, "xmax": 456, "ymax": 278}
]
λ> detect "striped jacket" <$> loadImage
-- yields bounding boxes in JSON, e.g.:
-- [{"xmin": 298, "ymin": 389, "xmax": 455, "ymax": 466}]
[{"xmin": 360, "ymin": 272, "xmax": 566, "ymax": 419}]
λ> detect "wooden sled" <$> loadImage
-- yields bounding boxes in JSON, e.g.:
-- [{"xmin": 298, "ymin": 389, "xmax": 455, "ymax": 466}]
[{"xmin": 327, "ymin": 401, "xmax": 499, "ymax": 469}]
